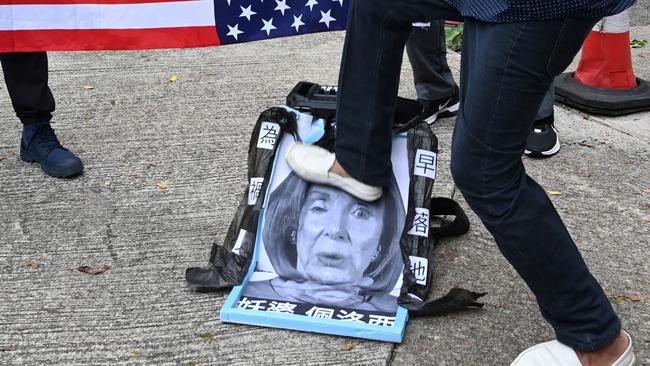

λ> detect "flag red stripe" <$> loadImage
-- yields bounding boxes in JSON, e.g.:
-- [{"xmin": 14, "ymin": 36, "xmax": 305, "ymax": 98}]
[
  {"xmin": 0, "ymin": 27, "xmax": 221, "ymax": 52},
  {"xmin": 0, "ymin": 0, "xmax": 193, "ymax": 4}
]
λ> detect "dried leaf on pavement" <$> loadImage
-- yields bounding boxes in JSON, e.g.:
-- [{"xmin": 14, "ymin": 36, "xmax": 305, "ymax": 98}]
[
  {"xmin": 0, "ymin": 344, "xmax": 17, "ymax": 352},
  {"xmin": 199, "ymin": 332, "xmax": 216, "ymax": 343},
  {"xmin": 25, "ymin": 260, "xmax": 40, "ymax": 270},
  {"xmin": 546, "ymin": 190, "xmax": 562, "ymax": 196},
  {"xmin": 578, "ymin": 142, "xmax": 594, "ymax": 148},
  {"xmin": 157, "ymin": 182, "xmax": 170, "ymax": 190},
  {"xmin": 623, "ymin": 160, "xmax": 634, "ymax": 165},
  {"xmin": 341, "ymin": 342, "xmax": 357, "ymax": 351},
  {"xmin": 642, "ymin": 188, "xmax": 650, "ymax": 193},
  {"xmin": 78, "ymin": 264, "xmax": 111, "ymax": 275},
  {"xmin": 169, "ymin": 74, "xmax": 178, "ymax": 82},
  {"xmin": 494, "ymin": 303, "xmax": 505, "ymax": 309},
  {"xmin": 129, "ymin": 350, "xmax": 144, "ymax": 357},
  {"xmin": 0, "ymin": 155, "xmax": 5, "ymax": 162},
  {"xmin": 83, "ymin": 85, "xmax": 94, "ymax": 90},
  {"xmin": 608, "ymin": 294, "xmax": 644, "ymax": 304},
  {"xmin": 622, "ymin": 294, "xmax": 644, "ymax": 301}
]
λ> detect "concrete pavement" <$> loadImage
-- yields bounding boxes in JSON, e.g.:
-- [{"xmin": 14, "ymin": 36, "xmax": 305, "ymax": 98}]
[{"xmin": 0, "ymin": 25, "xmax": 648, "ymax": 365}]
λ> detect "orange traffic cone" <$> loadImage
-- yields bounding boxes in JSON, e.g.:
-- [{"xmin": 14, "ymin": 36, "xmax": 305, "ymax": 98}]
[{"xmin": 555, "ymin": 9, "xmax": 650, "ymax": 116}]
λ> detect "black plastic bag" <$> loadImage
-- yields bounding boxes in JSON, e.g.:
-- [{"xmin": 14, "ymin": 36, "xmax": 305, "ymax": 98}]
[{"xmin": 186, "ymin": 101, "xmax": 485, "ymax": 316}]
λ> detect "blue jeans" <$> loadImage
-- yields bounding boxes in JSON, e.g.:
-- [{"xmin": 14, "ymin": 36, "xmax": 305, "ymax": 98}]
[{"xmin": 335, "ymin": 0, "xmax": 620, "ymax": 351}]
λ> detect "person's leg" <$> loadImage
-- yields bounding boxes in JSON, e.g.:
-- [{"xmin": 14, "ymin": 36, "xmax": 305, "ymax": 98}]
[
  {"xmin": 406, "ymin": 21, "xmax": 460, "ymax": 124},
  {"xmin": 525, "ymin": 83, "xmax": 561, "ymax": 158},
  {"xmin": 406, "ymin": 21, "xmax": 458, "ymax": 101},
  {"xmin": 288, "ymin": 2, "xmax": 632, "ymax": 361},
  {"xmin": 334, "ymin": 0, "xmax": 460, "ymax": 186},
  {"xmin": 285, "ymin": 0, "xmax": 460, "ymax": 200},
  {"xmin": 535, "ymin": 85, "xmax": 555, "ymax": 122},
  {"xmin": 0, "ymin": 51, "xmax": 55, "ymax": 124},
  {"xmin": 450, "ymin": 18, "xmax": 622, "ymax": 353},
  {"xmin": 0, "ymin": 52, "xmax": 83, "ymax": 178}
]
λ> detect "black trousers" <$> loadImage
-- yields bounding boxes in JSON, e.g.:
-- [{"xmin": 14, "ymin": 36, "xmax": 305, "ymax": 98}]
[
  {"xmin": 406, "ymin": 21, "xmax": 458, "ymax": 101},
  {"xmin": 0, "ymin": 52, "xmax": 55, "ymax": 125}
]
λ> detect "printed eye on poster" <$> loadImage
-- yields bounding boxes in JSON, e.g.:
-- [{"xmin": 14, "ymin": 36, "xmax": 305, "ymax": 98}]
[{"xmin": 220, "ymin": 116, "xmax": 411, "ymax": 342}]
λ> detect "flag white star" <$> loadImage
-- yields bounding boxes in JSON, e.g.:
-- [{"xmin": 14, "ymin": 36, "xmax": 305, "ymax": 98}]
[
  {"xmin": 305, "ymin": 0, "xmax": 318, "ymax": 11},
  {"xmin": 261, "ymin": 18, "xmax": 277, "ymax": 36},
  {"xmin": 319, "ymin": 9, "xmax": 336, "ymax": 28},
  {"xmin": 239, "ymin": 5, "xmax": 257, "ymax": 21},
  {"xmin": 332, "ymin": 0, "xmax": 343, "ymax": 5},
  {"xmin": 226, "ymin": 0, "xmax": 231, "ymax": 5},
  {"xmin": 291, "ymin": 14, "xmax": 306, "ymax": 32},
  {"xmin": 226, "ymin": 24, "xmax": 244, "ymax": 40},
  {"xmin": 274, "ymin": 0, "xmax": 291, "ymax": 15}
]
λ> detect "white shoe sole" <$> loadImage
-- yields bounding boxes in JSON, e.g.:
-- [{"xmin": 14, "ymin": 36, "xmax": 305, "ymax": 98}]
[
  {"xmin": 424, "ymin": 101, "xmax": 460, "ymax": 125},
  {"xmin": 524, "ymin": 136, "xmax": 560, "ymax": 157},
  {"xmin": 285, "ymin": 144, "xmax": 383, "ymax": 201}
]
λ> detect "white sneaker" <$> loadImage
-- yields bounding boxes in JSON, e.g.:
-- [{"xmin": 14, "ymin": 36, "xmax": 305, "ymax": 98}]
[
  {"xmin": 285, "ymin": 143, "xmax": 383, "ymax": 201},
  {"xmin": 511, "ymin": 332, "xmax": 635, "ymax": 366}
]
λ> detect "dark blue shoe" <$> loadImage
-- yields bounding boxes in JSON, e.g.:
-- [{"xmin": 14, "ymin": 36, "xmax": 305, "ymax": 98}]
[{"xmin": 20, "ymin": 122, "xmax": 84, "ymax": 178}]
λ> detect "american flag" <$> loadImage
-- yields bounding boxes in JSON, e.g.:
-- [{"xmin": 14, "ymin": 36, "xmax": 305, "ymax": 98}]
[
  {"xmin": 215, "ymin": 0, "xmax": 348, "ymax": 45},
  {"xmin": 0, "ymin": 0, "xmax": 349, "ymax": 52}
]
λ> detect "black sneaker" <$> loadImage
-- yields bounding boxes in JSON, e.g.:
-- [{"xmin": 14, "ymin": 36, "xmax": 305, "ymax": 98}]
[
  {"xmin": 419, "ymin": 93, "xmax": 460, "ymax": 125},
  {"xmin": 524, "ymin": 114, "xmax": 560, "ymax": 158}
]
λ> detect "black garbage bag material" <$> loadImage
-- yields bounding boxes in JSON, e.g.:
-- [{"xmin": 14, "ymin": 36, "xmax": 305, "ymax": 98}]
[
  {"xmin": 186, "ymin": 99, "xmax": 485, "ymax": 316},
  {"xmin": 188, "ymin": 107, "xmax": 298, "ymax": 292},
  {"xmin": 403, "ymin": 288, "xmax": 487, "ymax": 317},
  {"xmin": 396, "ymin": 118, "xmax": 485, "ymax": 315}
]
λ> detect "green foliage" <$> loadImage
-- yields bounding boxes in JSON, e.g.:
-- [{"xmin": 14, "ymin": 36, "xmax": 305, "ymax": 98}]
[{"xmin": 445, "ymin": 24, "xmax": 463, "ymax": 52}]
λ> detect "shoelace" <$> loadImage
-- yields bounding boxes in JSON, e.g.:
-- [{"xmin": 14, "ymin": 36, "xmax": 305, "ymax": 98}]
[{"xmin": 33, "ymin": 125, "xmax": 63, "ymax": 152}]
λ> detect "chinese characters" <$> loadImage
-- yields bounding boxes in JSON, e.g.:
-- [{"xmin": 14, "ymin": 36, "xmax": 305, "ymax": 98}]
[
  {"xmin": 409, "ymin": 256, "xmax": 429, "ymax": 285},
  {"xmin": 236, "ymin": 297, "xmax": 397, "ymax": 327},
  {"xmin": 257, "ymin": 122, "xmax": 281, "ymax": 150},
  {"xmin": 408, "ymin": 207, "xmax": 430, "ymax": 238},
  {"xmin": 413, "ymin": 149, "xmax": 437, "ymax": 179},
  {"xmin": 248, "ymin": 177, "xmax": 264, "ymax": 205}
]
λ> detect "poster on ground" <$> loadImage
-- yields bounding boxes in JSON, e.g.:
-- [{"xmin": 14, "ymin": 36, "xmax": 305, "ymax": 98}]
[{"xmin": 220, "ymin": 113, "xmax": 410, "ymax": 342}]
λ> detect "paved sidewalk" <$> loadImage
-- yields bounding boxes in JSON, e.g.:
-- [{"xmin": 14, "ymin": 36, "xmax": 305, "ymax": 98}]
[{"xmin": 1, "ymin": 27, "xmax": 648, "ymax": 365}]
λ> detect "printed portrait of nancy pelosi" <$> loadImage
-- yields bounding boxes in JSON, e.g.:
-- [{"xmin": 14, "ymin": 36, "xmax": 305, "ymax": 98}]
[{"xmin": 244, "ymin": 172, "xmax": 406, "ymax": 313}]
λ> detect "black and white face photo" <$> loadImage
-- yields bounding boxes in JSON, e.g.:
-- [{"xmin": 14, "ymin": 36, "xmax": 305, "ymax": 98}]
[
  {"xmin": 244, "ymin": 173, "xmax": 405, "ymax": 313},
  {"xmin": 296, "ymin": 184, "xmax": 386, "ymax": 288},
  {"xmin": 241, "ymin": 133, "xmax": 411, "ymax": 318}
]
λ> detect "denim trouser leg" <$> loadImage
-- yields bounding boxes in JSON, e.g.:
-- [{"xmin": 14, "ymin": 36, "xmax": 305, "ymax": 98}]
[
  {"xmin": 335, "ymin": 0, "xmax": 460, "ymax": 187},
  {"xmin": 335, "ymin": 0, "xmax": 621, "ymax": 352},
  {"xmin": 450, "ymin": 18, "xmax": 620, "ymax": 351}
]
